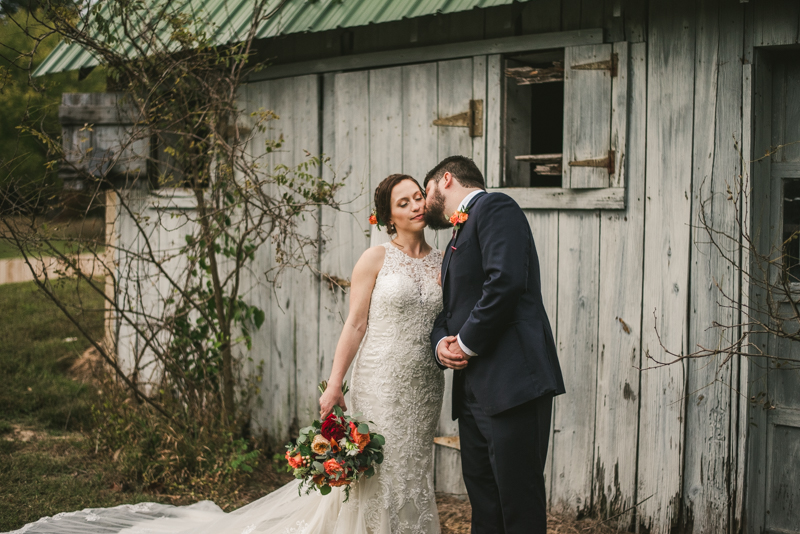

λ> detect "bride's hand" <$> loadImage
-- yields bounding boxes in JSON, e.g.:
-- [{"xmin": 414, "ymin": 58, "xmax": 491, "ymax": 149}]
[{"xmin": 319, "ymin": 386, "xmax": 347, "ymax": 419}]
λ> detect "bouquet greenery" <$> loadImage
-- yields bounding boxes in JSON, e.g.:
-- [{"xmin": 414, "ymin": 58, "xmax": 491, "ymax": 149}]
[{"xmin": 284, "ymin": 381, "xmax": 385, "ymax": 502}]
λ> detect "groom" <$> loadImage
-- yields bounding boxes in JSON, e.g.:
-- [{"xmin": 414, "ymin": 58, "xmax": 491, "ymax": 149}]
[{"xmin": 424, "ymin": 156, "xmax": 565, "ymax": 534}]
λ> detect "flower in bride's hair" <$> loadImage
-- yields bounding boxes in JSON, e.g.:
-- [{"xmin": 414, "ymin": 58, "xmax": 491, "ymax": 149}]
[
  {"xmin": 311, "ymin": 434, "xmax": 331, "ymax": 454},
  {"xmin": 324, "ymin": 459, "xmax": 344, "ymax": 476},
  {"xmin": 369, "ymin": 209, "xmax": 383, "ymax": 229}
]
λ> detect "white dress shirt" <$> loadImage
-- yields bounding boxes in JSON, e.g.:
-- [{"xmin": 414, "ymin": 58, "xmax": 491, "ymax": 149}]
[{"xmin": 435, "ymin": 190, "xmax": 484, "ymax": 364}]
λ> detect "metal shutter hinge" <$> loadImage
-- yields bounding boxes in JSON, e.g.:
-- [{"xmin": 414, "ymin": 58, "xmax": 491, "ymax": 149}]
[
  {"xmin": 571, "ymin": 53, "xmax": 619, "ymax": 77},
  {"xmin": 568, "ymin": 150, "xmax": 616, "ymax": 175},
  {"xmin": 432, "ymin": 99, "xmax": 483, "ymax": 137}
]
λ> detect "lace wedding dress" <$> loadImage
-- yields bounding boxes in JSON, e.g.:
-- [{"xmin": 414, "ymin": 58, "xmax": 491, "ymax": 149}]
[{"xmin": 9, "ymin": 242, "xmax": 445, "ymax": 534}]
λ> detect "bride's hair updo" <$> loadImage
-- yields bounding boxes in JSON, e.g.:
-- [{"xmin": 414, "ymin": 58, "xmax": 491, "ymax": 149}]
[{"xmin": 373, "ymin": 174, "xmax": 425, "ymax": 235}]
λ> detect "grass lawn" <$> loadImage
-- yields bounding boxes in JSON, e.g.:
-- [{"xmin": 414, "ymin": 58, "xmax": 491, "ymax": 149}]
[
  {"xmin": 0, "ymin": 217, "xmax": 105, "ymax": 260},
  {"xmin": 0, "ymin": 240, "xmax": 105, "ymax": 260},
  {"xmin": 0, "ymin": 279, "xmax": 147, "ymax": 531}
]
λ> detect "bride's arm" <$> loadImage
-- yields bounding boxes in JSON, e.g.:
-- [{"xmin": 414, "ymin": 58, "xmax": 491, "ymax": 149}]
[{"xmin": 319, "ymin": 246, "xmax": 385, "ymax": 418}]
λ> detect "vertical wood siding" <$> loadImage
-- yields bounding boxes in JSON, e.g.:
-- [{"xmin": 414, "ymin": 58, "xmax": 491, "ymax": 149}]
[
  {"xmin": 684, "ymin": 3, "xmax": 744, "ymax": 532},
  {"xmin": 637, "ymin": 1, "xmax": 695, "ymax": 531},
  {"xmin": 592, "ymin": 40, "xmax": 645, "ymax": 529}
]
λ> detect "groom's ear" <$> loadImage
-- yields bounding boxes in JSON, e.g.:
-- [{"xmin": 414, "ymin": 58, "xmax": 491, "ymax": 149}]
[{"xmin": 442, "ymin": 172, "xmax": 454, "ymax": 189}]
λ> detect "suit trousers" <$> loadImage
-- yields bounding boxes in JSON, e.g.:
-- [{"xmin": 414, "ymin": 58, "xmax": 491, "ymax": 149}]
[{"xmin": 458, "ymin": 374, "xmax": 553, "ymax": 534}]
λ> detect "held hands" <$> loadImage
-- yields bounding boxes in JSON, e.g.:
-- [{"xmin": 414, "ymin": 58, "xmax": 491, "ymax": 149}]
[{"xmin": 438, "ymin": 335, "xmax": 470, "ymax": 370}]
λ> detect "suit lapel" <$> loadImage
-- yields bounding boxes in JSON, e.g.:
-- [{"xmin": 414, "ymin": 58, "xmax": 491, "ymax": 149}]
[
  {"xmin": 441, "ymin": 191, "xmax": 487, "ymax": 289},
  {"xmin": 440, "ymin": 232, "xmax": 455, "ymax": 287}
]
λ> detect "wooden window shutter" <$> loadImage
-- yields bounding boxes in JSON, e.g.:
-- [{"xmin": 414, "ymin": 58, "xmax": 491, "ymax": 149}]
[{"xmin": 563, "ymin": 43, "xmax": 623, "ymax": 189}]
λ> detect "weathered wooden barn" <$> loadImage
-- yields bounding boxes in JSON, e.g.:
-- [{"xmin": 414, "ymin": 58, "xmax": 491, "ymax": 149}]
[{"xmin": 37, "ymin": 0, "xmax": 800, "ymax": 532}]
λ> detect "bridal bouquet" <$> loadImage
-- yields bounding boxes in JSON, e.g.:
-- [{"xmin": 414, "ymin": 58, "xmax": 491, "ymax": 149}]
[{"xmin": 284, "ymin": 381, "xmax": 385, "ymax": 502}]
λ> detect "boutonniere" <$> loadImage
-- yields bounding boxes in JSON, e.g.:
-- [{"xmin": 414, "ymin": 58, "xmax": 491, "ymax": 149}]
[
  {"xmin": 449, "ymin": 207, "xmax": 470, "ymax": 250},
  {"xmin": 449, "ymin": 207, "xmax": 469, "ymax": 231}
]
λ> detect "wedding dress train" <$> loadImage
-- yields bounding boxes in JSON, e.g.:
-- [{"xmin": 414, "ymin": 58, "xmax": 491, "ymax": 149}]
[{"xmin": 9, "ymin": 242, "xmax": 445, "ymax": 534}]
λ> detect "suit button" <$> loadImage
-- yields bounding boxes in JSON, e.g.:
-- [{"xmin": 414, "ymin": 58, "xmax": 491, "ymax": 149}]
[{"xmin": 446, "ymin": 312, "xmax": 452, "ymax": 318}]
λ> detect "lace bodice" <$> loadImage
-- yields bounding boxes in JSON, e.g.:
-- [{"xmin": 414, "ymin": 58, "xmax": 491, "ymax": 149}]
[{"xmin": 362, "ymin": 242, "xmax": 445, "ymax": 348}]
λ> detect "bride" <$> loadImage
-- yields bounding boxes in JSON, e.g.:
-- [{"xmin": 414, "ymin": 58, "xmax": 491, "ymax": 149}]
[{"xmin": 9, "ymin": 174, "xmax": 446, "ymax": 534}]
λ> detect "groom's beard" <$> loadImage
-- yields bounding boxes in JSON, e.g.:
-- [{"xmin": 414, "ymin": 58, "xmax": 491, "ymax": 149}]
[{"xmin": 423, "ymin": 187, "xmax": 452, "ymax": 230}]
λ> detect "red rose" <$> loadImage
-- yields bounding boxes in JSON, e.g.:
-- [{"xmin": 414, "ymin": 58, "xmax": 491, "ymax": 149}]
[{"xmin": 321, "ymin": 413, "xmax": 346, "ymax": 442}]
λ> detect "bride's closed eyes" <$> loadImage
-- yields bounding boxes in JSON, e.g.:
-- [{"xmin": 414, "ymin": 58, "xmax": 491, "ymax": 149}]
[{"xmin": 398, "ymin": 193, "xmax": 425, "ymax": 208}]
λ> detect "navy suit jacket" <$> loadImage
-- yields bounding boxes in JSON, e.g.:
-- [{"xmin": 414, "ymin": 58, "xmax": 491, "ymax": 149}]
[{"xmin": 431, "ymin": 191, "xmax": 565, "ymax": 419}]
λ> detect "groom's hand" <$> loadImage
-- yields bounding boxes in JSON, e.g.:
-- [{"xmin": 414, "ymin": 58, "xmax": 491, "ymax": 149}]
[
  {"xmin": 448, "ymin": 339, "xmax": 471, "ymax": 361},
  {"xmin": 438, "ymin": 336, "xmax": 468, "ymax": 370}
]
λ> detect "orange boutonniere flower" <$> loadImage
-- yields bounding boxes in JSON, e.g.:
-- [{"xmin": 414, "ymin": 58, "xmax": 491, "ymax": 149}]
[
  {"xmin": 449, "ymin": 207, "xmax": 471, "ymax": 251},
  {"xmin": 449, "ymin": 208, "xmax": 470, "ymax": 231}
]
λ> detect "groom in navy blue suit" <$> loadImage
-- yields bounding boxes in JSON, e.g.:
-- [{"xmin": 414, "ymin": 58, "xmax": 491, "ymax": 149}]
[{"xmin": 424, "ymin": 156, "xmax": 565, "ymax": 534}]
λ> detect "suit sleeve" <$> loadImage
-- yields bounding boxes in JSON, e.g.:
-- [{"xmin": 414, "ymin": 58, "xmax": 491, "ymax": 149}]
[
  {"xmin": 430, "ymin": 308, "xmax": 449, "ymax": 370},
  {"xmin": 457, "ymin": 194, "xmax": 531, "ymax": 356}
]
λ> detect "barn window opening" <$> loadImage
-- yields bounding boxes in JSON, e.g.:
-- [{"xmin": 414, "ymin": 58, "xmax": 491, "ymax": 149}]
[
  {"xmin": 783, "ymin": 178, "xmax": 800, "ymax": 284},
  {"xmin": 503, "ymin": 50, "xmax": 565, "ymax": 188}
]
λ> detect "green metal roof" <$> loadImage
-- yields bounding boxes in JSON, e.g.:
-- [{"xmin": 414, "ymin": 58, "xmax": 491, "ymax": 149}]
[{"xmin": 34, "ymin": 0, "xmax": 523, "ymax": 77}]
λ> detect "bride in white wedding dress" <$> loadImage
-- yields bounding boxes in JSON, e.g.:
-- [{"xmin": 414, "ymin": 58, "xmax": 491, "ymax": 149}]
[{"xmin": 8, "ymin": 174, "xmax": 445, "ymax": 534}]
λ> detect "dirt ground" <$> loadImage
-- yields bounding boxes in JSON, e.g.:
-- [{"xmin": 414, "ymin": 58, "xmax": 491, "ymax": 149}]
[{"xmin": 436, "ymin": 494, "xmax": 623, "ymax": 534}]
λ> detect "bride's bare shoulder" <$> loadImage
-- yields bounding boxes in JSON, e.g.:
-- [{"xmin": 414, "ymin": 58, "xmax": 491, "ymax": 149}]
[{"xmin": 352, "ymin": 245, "xmax": 386, "ymax": 279}]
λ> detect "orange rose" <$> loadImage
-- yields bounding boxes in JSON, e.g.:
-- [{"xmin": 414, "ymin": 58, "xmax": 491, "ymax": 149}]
[
  {"xmin": 285, "ymin": 451, "xmax": 303, "ymax": 469},
  {"xmin": 349, "ymin": 421, "xmax": 371, "ymax": 451},
  {"xmin": 323, "ymin": 459, "xmax": 344, "ymax": 476},
  {"xmin": 449, "ymin": 212, "xmax": 460, "ymax": 226},
  {"xmin": 457, "ymin": 212, "xmax": 469, "ymax": 224},
  {"xmin": 369, "ymin": 214, "xmax": 378, "ymax": 225}
]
